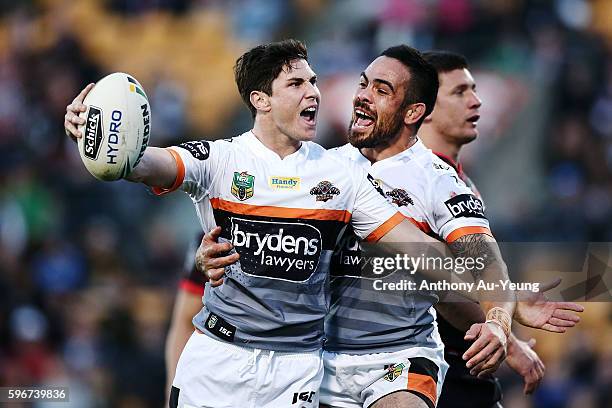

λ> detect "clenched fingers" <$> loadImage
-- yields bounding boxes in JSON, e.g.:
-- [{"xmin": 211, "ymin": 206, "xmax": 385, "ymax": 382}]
[
  {"xmin": 524, "ymin": 363, "xmax": 544, "ymax": 394},
  {"xmin": 475, "ymin": 347, "xmax": 505, "ymax": 378},
  {"xmin": 64, "ymin": 83, "xmax": 94, "ymax": 139},
  {"xmin": 466, "ymin": 340, "xmax": 502, "ymax": 371},
  {"xmin": 207, "ymin": 268, "xmax": 225, "ymax": 287},
  {"xmin": 205, "ymin": 251, "xmax": 240, "ymax": 271}
]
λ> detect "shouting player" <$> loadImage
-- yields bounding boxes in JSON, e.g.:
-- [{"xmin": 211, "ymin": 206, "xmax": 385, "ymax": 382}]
[
  {"xmin": 191, "ymin": 44, "xmax": 582, "ymax": 408},
  {"xmin": 65, "ymin": 40, "xmax": 518, "ymax": 407}
]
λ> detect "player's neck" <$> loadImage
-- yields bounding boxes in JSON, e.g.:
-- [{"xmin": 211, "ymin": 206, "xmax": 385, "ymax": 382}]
[
  {"xmin": 419, "ymin": 132, "xmax": 461, "ymax": 162},
  {"xmin": 359, "ymin": 131, "xmax": 418, "ymax": 163},
  {"xmin": 251, "ymin": 120, "xmax": 302, "ymax": 159}
]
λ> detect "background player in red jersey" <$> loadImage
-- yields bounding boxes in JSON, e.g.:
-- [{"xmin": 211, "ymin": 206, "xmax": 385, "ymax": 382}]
[
  {"xmin": 164, "ymin": 229, "xmax": 237, "ymax": 402},
  {"xmin": 164, "ymin": 233, "xmax": 203, "ymax": 401},
  {"xmin": 420, "ymin": 51, "xmax": 547, "ymax": 407}
]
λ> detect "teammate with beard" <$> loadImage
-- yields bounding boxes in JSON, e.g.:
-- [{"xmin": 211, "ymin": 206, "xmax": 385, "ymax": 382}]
[
  {"xmin": 65, "ymin": 40, "xmax": 521, "ymax": 408},
  {"xmin": 195, "ymin": 45, "xmax": 582, "ymax": 408},
  {"xmin": 319, "ymin": 46, "xmax": 497, "ymax": 408},
  {"xmin": 421, "ymin": 51, "xmax": 547, "ymax": 407}
]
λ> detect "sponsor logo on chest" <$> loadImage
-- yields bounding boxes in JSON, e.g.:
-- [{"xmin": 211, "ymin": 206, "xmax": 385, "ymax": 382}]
[
  {"xmin": 269, "ymin": 176, "xmax": 301, "ymax": 191},
  {"xmin": 230, "ymin": 218, "xmax": 322, "ymax": 282}
]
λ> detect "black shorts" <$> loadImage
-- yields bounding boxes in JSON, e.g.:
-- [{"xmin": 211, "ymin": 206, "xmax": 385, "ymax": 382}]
[{"xmin": 437, "ymin": 352, "xmax": 503, "ymax": 408}]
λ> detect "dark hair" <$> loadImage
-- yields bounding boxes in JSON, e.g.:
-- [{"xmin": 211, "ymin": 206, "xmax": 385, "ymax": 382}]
[
  {"xmin": 422, "ymin": 51, "xmax": 469, "ymax": 74},
  {"xmin": 234, "ymin": 39, "xmax": 308, "ymax": 118},
  {"xmin": 379, "ymin": 45, "xmax": 439, "ymax": 129}
]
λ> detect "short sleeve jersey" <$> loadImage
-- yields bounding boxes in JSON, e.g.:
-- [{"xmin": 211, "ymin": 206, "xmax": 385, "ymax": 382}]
[
  {"xmin": 157, "ymin": 131, "xmax": 403, "ymax": 351},
  {"xmin": 325, "ymin": 140, "xmax": 492, "ymax": 353}
]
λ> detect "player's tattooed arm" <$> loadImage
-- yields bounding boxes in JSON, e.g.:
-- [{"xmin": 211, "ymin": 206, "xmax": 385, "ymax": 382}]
[
  {"xmin": 447, "ymin": 233, "xmax": 498, "ymax": 281},
  {"xmin": 447, "ymin": 233, "xmax": 515, "ymax": 377}
]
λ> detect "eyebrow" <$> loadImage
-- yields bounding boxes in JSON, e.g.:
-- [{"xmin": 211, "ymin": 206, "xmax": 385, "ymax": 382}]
[
  {"xmin": 287, "ymin": 74, "xmax": 317, "ymax": 83},
  {"xmin": 361, "ymin": 72, "xmax": 395, "ymax": 92},
  {"xmin": 451, "ymin": 82, "xmax": 476, "ymax": 93}
]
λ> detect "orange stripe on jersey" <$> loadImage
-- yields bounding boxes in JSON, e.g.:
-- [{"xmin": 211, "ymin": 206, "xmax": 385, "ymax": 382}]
[
  {"xmin": 446, "ymin": 226, "xmax": 492, "ymax": 243},
  {"xmin": 407, "ymin": 217, "xmax": 431, "ymax": 233},
  {"xmin": 180, "ymin": 278, "xmax": 205, "ymax": 296},
  {"xmin": 364, "ymin": 212, "xmax": 405, "ymax": 242},
  {"xmin": 407, "ymin": 372, "xmax": 437, "ymax": 407},
  {"xmin": 210, "ymin": 197, "xmax": 352, "ymax": 223},
  {"xmin": 152, "ymin": 148, "xmax": 185, "ymax": 196}
]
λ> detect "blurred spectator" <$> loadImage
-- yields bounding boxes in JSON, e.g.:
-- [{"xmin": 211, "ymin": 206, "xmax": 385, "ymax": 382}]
[{"xmin": 0, "ymin": 1, "xmax": 610, "ymax": 406}]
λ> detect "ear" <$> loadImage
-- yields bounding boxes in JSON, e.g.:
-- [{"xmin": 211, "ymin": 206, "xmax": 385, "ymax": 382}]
[
  {"xmin": 403, "ymin": 103, "xmax": 427, "ymax": 126},
  {"xmin": 250, "ymin": 91, "xmax": 271, "ymax": 113}
]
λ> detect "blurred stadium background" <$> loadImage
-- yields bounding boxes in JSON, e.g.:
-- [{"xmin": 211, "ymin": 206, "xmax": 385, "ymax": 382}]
[{"xmin": 0, "ymin": 0, "xmax": 610, "ymax": 406}]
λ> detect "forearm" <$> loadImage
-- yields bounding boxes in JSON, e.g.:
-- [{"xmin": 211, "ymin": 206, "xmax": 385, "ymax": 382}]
[
  {"xmin": 437, "ymin": 298, "xmax": 523, "ymax": 343},
  {"xmin": 378, "ymin": 220, "xmax": 481, "ymax": 302},
  {"xmin": 436, "ymin": 295, "xmax": 484, "ymax": 332},
  {"xmin": 126, "ymin": 146, "xmax": 177, "ymax": 188},
  {"xmin": 379, "ymin": 222, "xmax": 515, "ymax": 313},
  {"xmin": 448, "ymin": 233, "xmax": 515, "ymax": 333}
]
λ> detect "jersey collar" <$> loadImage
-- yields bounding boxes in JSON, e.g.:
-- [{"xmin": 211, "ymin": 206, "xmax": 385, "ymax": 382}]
[
  {"xmin": 243, "ymin": 131, "xmax": 309, "ymax": 163},
  {"xmin": 432, "ymin": 150, "xmax": 464, "ymax": 178},
  {"xmin": 347, "ymin": 138, "xmax": 428, "ymax": 167}
]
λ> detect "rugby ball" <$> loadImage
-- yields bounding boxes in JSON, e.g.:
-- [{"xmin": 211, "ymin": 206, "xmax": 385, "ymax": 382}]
[{"xmin": 77, "ymin": 72, "xmax": 151, "ymax": 181}]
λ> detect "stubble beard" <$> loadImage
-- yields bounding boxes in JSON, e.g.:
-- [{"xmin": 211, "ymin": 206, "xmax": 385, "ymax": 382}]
[{"xmin": 348, "ymin": 111, "xmax": 405, "ymax": 149}]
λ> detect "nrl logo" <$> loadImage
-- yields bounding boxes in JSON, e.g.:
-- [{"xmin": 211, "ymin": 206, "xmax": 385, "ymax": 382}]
[
  {"xmin": 385, "ymin": 189, "xmax": 414, "ymax": 207},
  {"xmin": 310, "ymin": 181, "xmax": 340, "ymax": 202},
  {"xmin": 208, "ymin": 315, "xmax": 218, "ymax": 329},
  {"xmin": 383, "ymin": 363, "xmax": 406, "ymax": 382},
  {"xmin": 232, "ymin": 171, "xmax": 255, "ymax": 201}
]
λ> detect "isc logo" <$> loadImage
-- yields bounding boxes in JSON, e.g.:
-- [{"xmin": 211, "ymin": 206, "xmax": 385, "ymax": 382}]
[
  {"xmin": 219, "ymin": 327, "xmax": 232, "ymax": 337},
  {"xmin": 292, "ymin": 391, "xmax": 315, "ymax": 404}
]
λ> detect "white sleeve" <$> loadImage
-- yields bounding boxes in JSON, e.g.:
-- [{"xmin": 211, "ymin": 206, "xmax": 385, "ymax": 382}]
[
  {"xmin": 430, "ymin": 173, "xmax": 491, "ymax": 242},
  {"xmin": 350, "ymin": 171, "xmax": 404, "ymax": 242},
  {"xmin": 152, "ymin": 140, "xmax": 225, "ymax": 201}
]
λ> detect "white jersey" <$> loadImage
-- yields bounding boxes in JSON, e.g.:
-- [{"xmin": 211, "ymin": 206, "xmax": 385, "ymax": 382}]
[
  {"xmin": 325, "ymin": 139, "xmax": 492, "ymax": 353},
  {"xmin": 334, "ymin": 140, "xmax": 490, "ymax": 240},
  {"xmin": 155, "ymin": 131, "xmax": 402, "ymax": 351}
]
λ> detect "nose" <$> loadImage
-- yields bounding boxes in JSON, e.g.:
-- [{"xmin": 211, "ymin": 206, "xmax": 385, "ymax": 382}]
[
  {"xmin": 354, "ymin": 85, "xmax": 373, "ymax": 107},
  {"xmin": 469, "ymin": 90, "xmax": 482, "ymax": 109},
  {"xmin": 305, "ymin": 81, "xmax": 320, "ymax": 101}
]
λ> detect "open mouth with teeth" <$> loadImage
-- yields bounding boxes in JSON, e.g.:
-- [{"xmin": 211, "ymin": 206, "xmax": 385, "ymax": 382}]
[
  {"xmin": 300, "ymin": 106, "xmax": 317, "ymax": 125},
  {"xmin": 353, "ymin": 108, "xmax": 375, "ymax": 129},
  {"xmin": 467, "ymin": 114, "xmax": 480, "ymax": 126}
]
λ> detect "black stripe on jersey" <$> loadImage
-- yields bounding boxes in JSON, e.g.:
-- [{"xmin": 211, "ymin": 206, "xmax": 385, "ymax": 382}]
[{"xmin": 212, "ymin": 208, "xmax": 347, "ymax": 250}]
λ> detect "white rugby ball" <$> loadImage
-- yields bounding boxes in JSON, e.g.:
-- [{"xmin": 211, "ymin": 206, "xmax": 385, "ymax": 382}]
[{"xmin": 77, "ymin": 72, "xmax": 151, "ymax": 181}]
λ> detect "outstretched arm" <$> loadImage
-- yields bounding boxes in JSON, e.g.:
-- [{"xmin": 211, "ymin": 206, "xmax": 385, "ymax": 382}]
[{"xmin": 64, "ymin": 84, "xmax": 179, "ymax": 188}]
